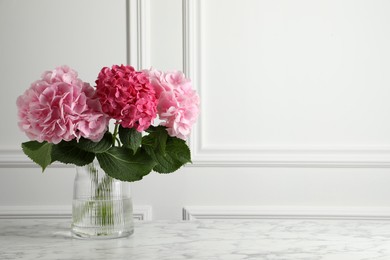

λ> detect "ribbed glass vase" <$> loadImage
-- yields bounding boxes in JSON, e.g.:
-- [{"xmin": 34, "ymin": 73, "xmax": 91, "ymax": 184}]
[{"xmin": 71, "ymin": 161, "xmax": 134, "ymax": 239}]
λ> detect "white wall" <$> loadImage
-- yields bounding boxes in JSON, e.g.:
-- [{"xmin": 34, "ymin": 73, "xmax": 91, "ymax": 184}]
[{"xmin": 2, "ymin": 0, "xmax": 390, "ymax": 220}]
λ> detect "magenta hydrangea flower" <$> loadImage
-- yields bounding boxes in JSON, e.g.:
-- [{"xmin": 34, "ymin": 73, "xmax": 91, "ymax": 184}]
[
  {"xmin": 146, "ymin": 69, "xmax": 200, "ymax": 140},
  {"xmin": 16, "ymin": 66, "xmax": 109, "ymax": 144},
  {"xmin": 95, "ymin": 65, "xmax": 157, "ymax": 132}
]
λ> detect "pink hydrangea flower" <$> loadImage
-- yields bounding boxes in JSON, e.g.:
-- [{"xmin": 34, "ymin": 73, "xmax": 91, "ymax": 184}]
[
  {"xmin": 95, "ymin": 65, "xmax": 157, "ymax": 132},
  {"xmin": 146, "ymin": 69, "xmax": 200, "ymax": 140},
  {"xmin": 17, "ymin": 66, "xmax": 109, "ymax": 144}
]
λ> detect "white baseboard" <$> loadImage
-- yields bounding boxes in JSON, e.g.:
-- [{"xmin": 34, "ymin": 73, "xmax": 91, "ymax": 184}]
[
  {"xmin": 183, "ymin": 206, "xmax": 390, "ymax": 221},
  {"xmin": 133, "ymin": 205, "xmax": 153, "ymax": 221},
  {"xmin": 0, "ymin": 205, "xmax": 152, "ymax": 221}
]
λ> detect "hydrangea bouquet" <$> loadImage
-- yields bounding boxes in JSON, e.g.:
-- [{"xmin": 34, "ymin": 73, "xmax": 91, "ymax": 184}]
[{"xmin": 17, "ymin": 65, "xmax": 199, "ymax": 181}]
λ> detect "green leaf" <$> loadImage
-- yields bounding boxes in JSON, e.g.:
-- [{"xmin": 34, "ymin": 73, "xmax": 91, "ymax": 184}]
[
  {"xmin": 72, "ymin": 132, "xmax": 113, "ymax": 153},
  {"xmin": 22, "ymin": 141, "xmax": 53, "ymax": 171},
  {"xmin": 96, "ymin": 147, "xmax": 155, "ymax": 182},
  {"xmin": 51, "ymin": 141, "xmax": 95, "ymax": 166},
  {"xmin": 118, "ymin": 126, "xmax": 142, "ymax": 154},
  {"xmin": 142, "ymin": 126, "xmax": 168, "ymax": 155},
  {"xmin": 167, "ymin": 138, "xmax": 192, "ymax": 164},
  {"xmin": 144, "ymin": 136, "xmax": 191, "ymax": 173}
]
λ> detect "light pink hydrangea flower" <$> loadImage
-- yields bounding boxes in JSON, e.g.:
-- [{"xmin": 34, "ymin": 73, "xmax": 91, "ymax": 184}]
[
  {"xmin": 146, "ymin": 69, "xmax": 200, "ymax": 140},
  {"xmin": 95, "ymin": 65, "xmax": 157, "ymax": 132},
  {"xmin": 17, "ymin": 66, "xmax": 109, "ymax": 144}
]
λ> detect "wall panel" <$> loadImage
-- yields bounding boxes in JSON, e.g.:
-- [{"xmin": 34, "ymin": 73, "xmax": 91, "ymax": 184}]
[{"xmin": 185, "ymin": 0, "xmax": 390, "ymax": 167}]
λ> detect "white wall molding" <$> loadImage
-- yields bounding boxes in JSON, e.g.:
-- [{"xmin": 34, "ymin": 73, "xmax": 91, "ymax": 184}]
[
  {"xmin": 183, "ymin": 0, "xmax": 390, "ymax": 168},
  {"xmin": 132, "ymin": 205, "xmax": 153, "ymax": 221},
  {"xmin": 183, "ymin": 206, "xmax": 390, "ymax": 221},
  {"xmin": 128, "ymin": 0, "xmax": 150, "ymax": 69},
  {"xmin": 183, "ymin": 0, "xmax": 201, "ymax": 166},
  {"xmin": 3, "ymin": 148, "xmax": 390, "ymax": 168},
  {"xmin": 185, "ymin": 147, "xmax": 390, "ymax": 168},
  {"xmin": 0, "ymin": 149, "xmax": 34, "ymax": 168},
  {"xmin": 4, "ymin": 1, "xmax": 390, "ymax": 169},
  {"xmin": 0, "ymin": 205, "xmax": 153, "ymax": 221},
  {"xmin": 0, "ymin": 0, "xmax": 151, "ymax": 169},
  {"xmin": 0, "ymin": 149, "xmax": 70, "ymax": 168}
]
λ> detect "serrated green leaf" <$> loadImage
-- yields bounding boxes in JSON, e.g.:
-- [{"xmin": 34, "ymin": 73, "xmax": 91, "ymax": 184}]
[
  {"xmin": 72, "ymin": 132, "xmax": 113, "ymax": 153},
  {"xmin": 119, "ymin": 126, "xmax": 142, "ymax": 154},
  {"xmin": 144, "ymin": 136, "xmax": 191, "ymax": 173},
  {"xmin": 169, "ymin": 138, "xmax": 192, "ymax": 164},
  {"xmin": 21, "ymin": 141, "xmax": 53, "ymax": 171},
  {"xmin": 96, "ymin": 147, "xmax": 155, "ymax": 182},
  {"xmin": 142, "ymin": 126, "xmax": 168, "ymax": 155},
  {"xmin": 51, "ymin": 141, "xmax": 95, "ymax": 166}
]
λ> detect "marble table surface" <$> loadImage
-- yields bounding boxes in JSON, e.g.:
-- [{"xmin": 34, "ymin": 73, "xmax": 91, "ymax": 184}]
[{"xmin": 1, "ymin": 218, "xmax": 390, "ymax": 260}]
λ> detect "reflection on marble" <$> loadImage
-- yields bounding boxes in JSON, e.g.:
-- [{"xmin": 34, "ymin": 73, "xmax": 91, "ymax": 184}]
[{"xmin": 1, "ymin": 218, "xmax": 390, "ymax": 259}]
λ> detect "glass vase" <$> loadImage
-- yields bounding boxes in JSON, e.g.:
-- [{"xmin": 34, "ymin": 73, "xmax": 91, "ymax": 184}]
[{"xmin": 71, "ymin": 161, "xmax": 134, "ymax": 239}]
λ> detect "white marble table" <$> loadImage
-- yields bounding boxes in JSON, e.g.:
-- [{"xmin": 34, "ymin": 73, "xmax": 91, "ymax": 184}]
[{"xmin": 1, "ymin": 218, "xmax": 390, "ymax": 259}]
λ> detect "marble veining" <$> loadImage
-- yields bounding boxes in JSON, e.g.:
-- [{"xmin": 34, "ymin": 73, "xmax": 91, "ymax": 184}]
[{"xmin": 1, "ymin": 219, "xmax": 390, "ymax": 259}]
